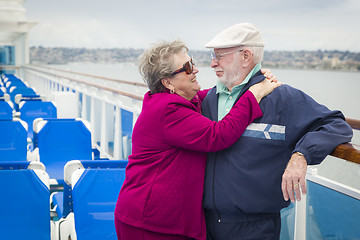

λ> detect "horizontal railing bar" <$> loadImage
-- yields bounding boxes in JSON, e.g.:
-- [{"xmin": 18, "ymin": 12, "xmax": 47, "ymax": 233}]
[
  {"xmin": 0, "ymin": 65, "xmax": 20, "ymax": 70},
  {"xmin": 329, "ymin": 118, "xmax": 360, "ymax": 164},
  {"xmin": 306, "ymin": 171, "xmax": 360, "ymax": 200},
  {"xmin": 330, "ymin": 143, "xmax": 360, "ymax": 164},
  {"xmin": 23, "ymin": 65, "xmax": 144, "ymax": 101},
  {"xmin": 30, "ymin": 64, "xmax": 147, "ymax": 87},
  {"xmin": 346, "ymin": 118, "xmax": 360, "ymax": 130}
]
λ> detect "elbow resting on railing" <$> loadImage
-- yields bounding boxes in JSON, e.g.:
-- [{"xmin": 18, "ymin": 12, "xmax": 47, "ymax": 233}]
[{"xmin": 330, "ymin": 118, "xmax": 360, "ymax": 164}]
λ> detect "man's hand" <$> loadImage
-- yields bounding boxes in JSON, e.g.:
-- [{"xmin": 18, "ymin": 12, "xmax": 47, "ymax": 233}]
[{"xmin": 281, "ymin": 152, "xmax": 308, "ymax": 202}]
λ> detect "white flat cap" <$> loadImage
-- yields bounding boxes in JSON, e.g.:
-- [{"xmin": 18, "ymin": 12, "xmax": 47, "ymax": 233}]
[{"xmin": 205, "ymin": 23, "xmax": 264, "ymax": 49}]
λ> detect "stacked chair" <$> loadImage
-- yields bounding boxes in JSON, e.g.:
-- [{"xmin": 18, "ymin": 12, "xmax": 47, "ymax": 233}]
[
  {"xmin": 0, "ymin": 91, "xmax": 27, "ymax": 162},
  {"xmin": 0, "ymin": 92, "xmax": 13, "ymax": 120},
  {"xmin": 32, "ymin": 118, "xmax": 93, "ymax": 224},
  {"xmin": 1, "ymin": 74, "xmax": 128, "ymax": 240},
  {"xmin": 0, "ymin": 117, "xmax": 27, "ymax": 162},
  {"xmin": 56, "ymin": 160, "xmax": 128, "ymax": 240},
  {"xmin": 0, "ymin": 161, "xmax": 50, "ymax": 240},
  {"xmin": 0, "ymin": 74, "xmax": 51, "ymax": 239},
  {"xmin": 19, "ymin": 97, "xmax": 57, "ymax": 143},
  {"xmin": 32, "ymin": 118, "xmax": 92, "ymax": 182},
  {"xmin": 2, "ymin": 73, "xmax": 37, "ymax": 111}
]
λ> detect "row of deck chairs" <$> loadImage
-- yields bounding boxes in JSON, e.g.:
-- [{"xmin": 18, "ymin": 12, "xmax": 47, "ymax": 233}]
[{"xmin": 0, "ymin": 74, "xmax": 127, "ymax": 240}]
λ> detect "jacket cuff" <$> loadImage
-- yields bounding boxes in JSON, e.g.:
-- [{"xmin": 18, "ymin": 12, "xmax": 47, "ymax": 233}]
[{"xmin": 292, "ymin": 148, "xmax": 311, "ymax": 164}]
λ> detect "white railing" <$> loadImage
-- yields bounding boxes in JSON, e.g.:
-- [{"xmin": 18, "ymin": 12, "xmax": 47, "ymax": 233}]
[{"xmin": 289, "ymin": 167, "xmax": 360, "ymax": 240}]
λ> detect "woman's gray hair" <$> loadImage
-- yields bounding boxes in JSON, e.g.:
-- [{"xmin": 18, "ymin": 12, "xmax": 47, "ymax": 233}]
[{"xmin": 138, "ymin": 40, "xmax": 188, "ymax": 94}]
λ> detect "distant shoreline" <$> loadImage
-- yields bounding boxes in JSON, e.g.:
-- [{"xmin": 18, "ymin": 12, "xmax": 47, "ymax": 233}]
[{"xmin": 30, "ymin": 47, "xmax": 360, "ymax": 72}]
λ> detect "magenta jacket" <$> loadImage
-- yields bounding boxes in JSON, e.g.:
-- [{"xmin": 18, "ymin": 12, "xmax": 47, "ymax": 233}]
[{"xmin": 115, "ymin": 89, "xmax": 262, "ymax": 240}]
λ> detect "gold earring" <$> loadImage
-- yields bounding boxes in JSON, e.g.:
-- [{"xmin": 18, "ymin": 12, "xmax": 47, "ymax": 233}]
[{"xmin": 170, "ymin": 89, "xmax": 175, "ymax": 94}]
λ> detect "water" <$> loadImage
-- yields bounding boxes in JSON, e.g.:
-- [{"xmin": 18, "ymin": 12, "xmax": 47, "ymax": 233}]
[{"xmin": 53, "ymin": 63, "xmax": 360, "ymax": 189}]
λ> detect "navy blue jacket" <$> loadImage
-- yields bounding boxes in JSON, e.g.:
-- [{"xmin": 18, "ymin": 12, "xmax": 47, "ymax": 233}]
[{"xmin": 201, "ymin": 70, "xmax": 353, "ymax": 219}]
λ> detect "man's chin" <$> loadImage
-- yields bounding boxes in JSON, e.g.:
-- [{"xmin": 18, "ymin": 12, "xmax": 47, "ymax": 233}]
[{"xmin": 218, "ymin": 77, "xmax": 227, "ymax": 85}]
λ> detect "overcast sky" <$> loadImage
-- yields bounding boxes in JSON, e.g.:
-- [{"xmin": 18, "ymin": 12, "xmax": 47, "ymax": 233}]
[{"xmin": 24, "ymin": 0, "xmax": 360, "ymax": 51}]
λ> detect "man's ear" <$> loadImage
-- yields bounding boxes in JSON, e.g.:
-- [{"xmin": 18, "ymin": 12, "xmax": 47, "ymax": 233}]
[
  {"xmin": 242, "ymin": 49, "xmax": 251, "ymax": 61},
  {"xmin": 242, "ymin": 49, "xmax": 253, "ymax": 67}
]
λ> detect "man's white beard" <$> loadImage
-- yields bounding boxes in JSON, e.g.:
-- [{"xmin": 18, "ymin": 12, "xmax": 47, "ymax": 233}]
[{"xmin": 218, "ymin": 57, "xmax": 242, "ymax": 90}]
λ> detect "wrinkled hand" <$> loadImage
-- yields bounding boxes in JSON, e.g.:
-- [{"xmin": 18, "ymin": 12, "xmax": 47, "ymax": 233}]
[
  {"xmin": 249, "ymin": 79, "xmax": 282, "ymax": 103},
  {"xmin": 281, "ymin": 153, "xmax": 308, "ymax": 202},
  {"xmin": 261, "ymin": 68, "xmax": 278, "ymax": 82}
]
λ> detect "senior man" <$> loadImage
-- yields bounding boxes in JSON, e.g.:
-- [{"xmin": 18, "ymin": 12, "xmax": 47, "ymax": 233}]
[{"xmin": 201, "ymin": 23, "xmax": 353, "ymax": 240}]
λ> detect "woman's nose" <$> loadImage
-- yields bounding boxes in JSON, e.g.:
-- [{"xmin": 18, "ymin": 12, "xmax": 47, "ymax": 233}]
[{"xmin": 193, "ymin": 66, "xmax": 199, "ymax": 74}]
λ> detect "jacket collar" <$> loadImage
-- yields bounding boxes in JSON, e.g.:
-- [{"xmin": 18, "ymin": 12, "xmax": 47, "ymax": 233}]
[
  {"xmin": 205, "ymin": 70, "xmax": 265, "ymax": 120},
  {"xmin": 235, "ymin": 70, "xmax": 265, "ymax": 102}
]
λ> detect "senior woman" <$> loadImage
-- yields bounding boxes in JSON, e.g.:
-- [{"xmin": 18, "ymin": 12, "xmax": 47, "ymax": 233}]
[{"xmin": 115, "ymin": 40, "xmax": 280, "ymax": 240}]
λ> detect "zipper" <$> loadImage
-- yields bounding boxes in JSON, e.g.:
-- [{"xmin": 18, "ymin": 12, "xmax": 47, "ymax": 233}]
[
  {"xmin": 210, "ymin": 74, "xmax": 263, "ymax": 223},
  {"xmin": 211, "ymin": 152, "xmax": 222, "ymax": 223}
]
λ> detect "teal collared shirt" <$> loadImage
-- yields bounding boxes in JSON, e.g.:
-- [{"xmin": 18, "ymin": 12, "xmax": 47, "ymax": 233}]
[{"xmin": 217, "ymin": 63, "xmax": 261, "ymax": 120}]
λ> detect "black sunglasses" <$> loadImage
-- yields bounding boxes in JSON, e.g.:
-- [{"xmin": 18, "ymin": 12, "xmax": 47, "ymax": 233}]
[{"xmin": 171, "ymin": 58, "xmax": 195, "ymax": 76}]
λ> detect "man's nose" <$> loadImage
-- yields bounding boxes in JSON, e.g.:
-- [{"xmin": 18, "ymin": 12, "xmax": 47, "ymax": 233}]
[{"xmin": 210, "ymin": 58, "xmax": 218, "ymax": 68}]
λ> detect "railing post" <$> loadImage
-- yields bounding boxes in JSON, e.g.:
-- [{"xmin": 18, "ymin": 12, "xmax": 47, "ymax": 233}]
[
  {"xmin": 294, "ymin": 192, "xmax": 307, "ymax": 240},
  {"xmin": 74, "ymin": 91, "xmax": 80, "ymax": 118},
  {"xmin": 100, "ymin": 100, "xmax": 108, "ymax": 156},
  {"xmin": 132, "ymin": 112, "xmax": 138, "ymax": 130},
  {"xmin": 81, "ymin": 93, "xmax": 87, "ymax": 121},
  {"xmin": 113, "ymin": 106, "xmax": 123, "ymax": 159},
  {"xmin": 293, "ymin": 167, "xmax": 317, "ymax": 240},
  {"xmin": 90, "ymin": 96, "xmax": 96, "ymax": 146},
  {"xmin": 45, "ymin": 78, "xmax": 49, "ymax": 95}
]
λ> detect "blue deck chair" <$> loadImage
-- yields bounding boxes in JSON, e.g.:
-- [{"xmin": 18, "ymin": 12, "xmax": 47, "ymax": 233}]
[
  {"xmin": 15, "ymin": 94, "xmax": 41, "ymax": 105},
  {"xmin": 33, "ymin": 118, "xmax": 92, "ymax": 182},
  {"xmin": 2, "ymin": 73, "xmax": 19, "ymax": 82},
  {"xmin": 58, "ymin": 160, "xmax": 127, "ymax": 240},
  {"xmin": 33, "ymin": 118, "xmax": 93, "ymax": 224},
  {"xmin": 0, "ymin": 99, "xmax": 13, "ymax": 120},
  {"xmin": 6, "ymin": 79, "xmax": 27, "ymax": 89},
  {"xmin": 19, "ymin": 100, "xmax": 57, "ymax": 141},
  {"xmin": 10, "ymin": 87, "xmax": 37, "ymax": 111},
  {"xmin": 0, "ymin": 119, "xmax": 27, "ymax": 162},
  {"xmin": 3, "ymin": 73, "xmax": 27, "ymax": 87},
  {"xmin": 0, "ymin": 161, "xmax": 50, "ymax": 240}
]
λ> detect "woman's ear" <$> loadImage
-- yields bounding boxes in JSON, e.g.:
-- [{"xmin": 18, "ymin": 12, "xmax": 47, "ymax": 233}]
[{"xmin": 161, "ymin": 78, "xmax": 173, "ymax": 91}]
